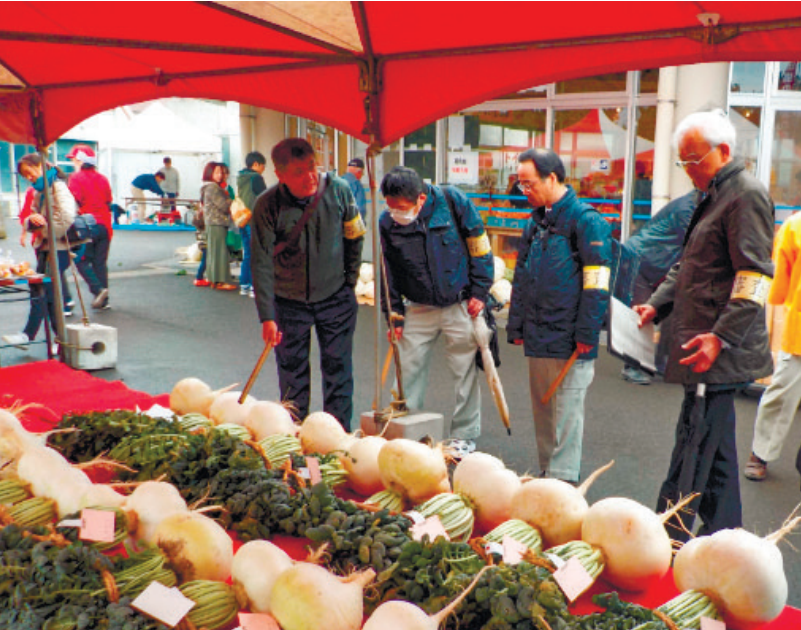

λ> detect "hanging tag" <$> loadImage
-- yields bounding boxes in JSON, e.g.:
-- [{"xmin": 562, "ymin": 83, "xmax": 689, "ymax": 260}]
[
  {"xmin": 410, "ymin": 515, "xmax": 450, "ymax": 542},
  {"xmin": 700, "ymin": 618, "xmax": 726, "ymax": 630},
  {"xmin": 57, "ymin": 518, "xmax": 83, "ymax": 528},
  {"xmin": 502, "ymin": 535, "xmax": 528, "ymax": 565},
  {"xmin": 131, "ymin": 581, "xmax": 195, "ymax": 627},
  {"xmin": 238, "ymin": 612, "xmax": 281, "ymax": 630},
  {"xmin": 298, "ymin": 468, "xmax": 311, "ymax": 479},
  {"xmin": 404, "ymin": 510, "xmax": 425, "ymax": 525},
  {"xmin": 80, "ymin": 509, "xmax": 116, "ymax": 543},
  {"xmin": 552, "ymin": 557, "xmax": 594, "ymax": 602},
  {"xmin": 484, "ymin": 541, "xmax": 504, "ymax": 557},
  {"xmin": 305, "ymin": 457, "xmax": 322, "ymax": 485}
]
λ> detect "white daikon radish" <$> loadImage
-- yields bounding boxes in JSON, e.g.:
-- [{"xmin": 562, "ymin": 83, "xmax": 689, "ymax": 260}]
[
  {"xmin": 490, "ymin": 279, "xmax": 512, "ymax": 306},
  {"xmin": 80, "ymin": 484, "xmax": 127, "ymax": 510},
  {"xmin": 0, "ymin": 409, "xmax": 43, "ymax": 469},
  {"xmin": 493, "ymin": 256, "xmax": 506, "ymax": 283},
  {"xmin": 341, "ymin": 435, "xmax": 386, "ymax": 497},
  {"xmin": 17, "ymin": 446, "xmax": 83, "ymax": 499},
  {"xmin": 51, "ymin": 467, "xmax": 94, "ymax": 518},
  {"xmin": 155, "ymin": 511, "xmax": 234, "ymax": 582},
  {"xmin": 246, "ymin": 401, "xmax": 298, "ymax": 440},
  {"xmin": 355, "ymin": 279, "xmax": 369, "ymax": 297},
  {"xmin": 169, "ymin": 377, "xmax": 238, "ymax": 416},
  {"xmin": 580, "ymin": 496, "xmax": 672, "ymax": 592},
  {"xmin": 270, "ymin": 563, "xmax": 375, "ymax": 630},
  {"xmin": 359, "ymin": 262, "xmax": 374, "ymax": 284},
  {"xmin": 232, "ymin": 540, "xmax": 294, "ymax": 613},
  {"xmin": 511, "ymin": 460, "xmax": 613, "ymax": 547},
  {"xmin": 671, "ymin": 519, "xmax": 798, "ymax": 629},
  {"xmin": 378, "ymin": 439, "xmax": 450, "ymax": 505},
  {"xmin": 125, "ymin": 480, "xmax": 188, "ymax": 544},
  {"xmin": 299, "ymin": 411, "xmax": 348, "ymax": 455},
  {"xmin": 363, "ymin": 565, "xmax": 489, "ymax": 630},
  {"xmin": 209, "ymin": 391, "xmax": 256, "ymax": 426},
  {"xmin": 453, "ymin": 452, "xmax": 521, "ymax": 531}
]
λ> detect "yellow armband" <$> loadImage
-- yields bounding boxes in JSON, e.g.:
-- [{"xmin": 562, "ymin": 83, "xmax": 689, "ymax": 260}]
[
  {"xmin": 583, "ymin": 266, "xmax": 611, "ymax": 291},
  {"xmin": 466, "ymin": 232, "xmax": 491, "ymax": 257},
  {"xmin": 730, "ymin": 270, "xmax": 771, "ymax": 306},
  {"xmin": 344, "ymin": 215, "xmax": 367, "ymax": 240}
]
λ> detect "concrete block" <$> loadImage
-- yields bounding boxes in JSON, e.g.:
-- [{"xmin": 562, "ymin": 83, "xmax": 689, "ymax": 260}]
[
  {"xmin": 360, "ymin": 410, "xmax": 445, "ymax": 442},
  {"xmin": 63, "ymin": 323, "xmax": 118, "ymax": 370}
]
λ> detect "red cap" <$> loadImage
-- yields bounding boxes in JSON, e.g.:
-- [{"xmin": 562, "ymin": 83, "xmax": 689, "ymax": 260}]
[{"xmin": 66, "ymin": 144, "xmax": 96, "ymax": 160}]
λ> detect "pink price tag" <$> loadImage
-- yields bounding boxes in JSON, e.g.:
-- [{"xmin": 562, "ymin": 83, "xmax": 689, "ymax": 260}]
[
  {"xmin": 502, "ymin": 535, "xmax": 528, "ymax": 565},
  {"xmin": 700, "ymin": 618, "xmax": 726, "ymax": 630},
  {"xmin": 239, "ymin": 612, "xmax": 281, "ymax": 630},
  {"xmin": 79, "ymin": 509, "xmax": 116, "ymax": 543},
  {"xmin": 410, "ymin": 515, "xmax": 450, "ymax": 542},
  {"xmin": 552, "ymin": 557, "xmax": 594, "ymax": 602},
  {"xmin": 131, "ymin": 581, "xmax": 195, "ymax": 627},
  {"xmin": 305, "ymin": 456, "xmax": 322, "ymax": 485}
]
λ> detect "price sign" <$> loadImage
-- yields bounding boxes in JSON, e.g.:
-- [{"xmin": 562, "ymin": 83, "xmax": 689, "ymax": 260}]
[
  {"xmin": 502, "ymin": 535, "xmax": 528, "ymax": 565},
  {"xmin": 410, "ymin": 515, "xmax": 450, "ymax": 542},
  {"xmin": 305, "ymin": 457, "xmax": 322, "ymax": 485},
  {"xmin": 701, "ymin": 618, "xmax": 726, "ymax": 630},
  {"xmin": 552, "ymin": 557, "xmax": 594, "ymax": 602},
  {"xmin": 80, "ymin": 509, "xmax": 116, "ymax": 543},
  {"xmin": 238, "ymin": 612, "xmax": 282, "ymax": 630},
  {"xmin": 131, "ymin": 582, "xmax": 195, "ymax": 627}
]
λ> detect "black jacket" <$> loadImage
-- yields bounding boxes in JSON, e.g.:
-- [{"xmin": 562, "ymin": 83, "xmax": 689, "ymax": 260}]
[{"xmin": 648, "ymin": 159, "xmax": 775, "ymax": 385}]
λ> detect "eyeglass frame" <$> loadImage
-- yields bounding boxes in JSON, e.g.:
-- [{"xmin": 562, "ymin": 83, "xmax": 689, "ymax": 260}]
[{"xmin": 675, "ymin": 145, "xmax": 718, "ymax": 169}]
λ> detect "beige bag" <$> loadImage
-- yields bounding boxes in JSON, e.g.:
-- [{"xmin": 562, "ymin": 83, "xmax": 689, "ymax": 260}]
[{"xmin": 230, "ymin": 196, "xmax": 252, "ymax": 228}]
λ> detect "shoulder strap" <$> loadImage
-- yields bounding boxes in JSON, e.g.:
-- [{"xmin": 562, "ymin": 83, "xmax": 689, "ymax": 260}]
[{"xmin": 273, "ymin": 174, "xmax": 328, "ymax": 257}]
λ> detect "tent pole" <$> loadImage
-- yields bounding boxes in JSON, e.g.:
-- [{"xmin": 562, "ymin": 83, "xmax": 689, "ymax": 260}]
[{"xmin": 367, "ymin": 138, "xmax": 382, "ymax": 412}]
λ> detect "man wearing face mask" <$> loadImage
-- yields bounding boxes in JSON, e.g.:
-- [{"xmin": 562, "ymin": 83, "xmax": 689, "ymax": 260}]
[
  {"xmin": 379, "ymin": 166, "xmax": 494, "ymax": 457},
  {"xmin": 251, "ymin": 138, "xmax": 366, "ymax": 429}
]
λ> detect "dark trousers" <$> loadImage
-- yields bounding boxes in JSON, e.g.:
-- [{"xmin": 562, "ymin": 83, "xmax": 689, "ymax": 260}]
[
  {"xmin": 274, "ymin": 284, "xmax": 358, "ymax": 429},
  {"xmin": 656, "ymin": 386, "xmax": 742, "ymax": 542},
  {"xmin": 25, "ymin": 249, "xmax": 70, "ymax": 341},
  {"xmin": 75, "ymin": 223, "xmax": 110, "ymax": 296}
]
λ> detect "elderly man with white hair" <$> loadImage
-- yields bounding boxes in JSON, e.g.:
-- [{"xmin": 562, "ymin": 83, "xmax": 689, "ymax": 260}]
[{"xmin": 635, "ymin": 109, "xmax": 774, "ymax": 541}]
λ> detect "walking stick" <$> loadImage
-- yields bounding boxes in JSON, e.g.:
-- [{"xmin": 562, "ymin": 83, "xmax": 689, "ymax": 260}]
[
  {"xmin": 541, "ymin": 349, "xmax": 579, "ymax": 405},
  {"xmin": 239, "ymin": 342, "xmax": 274, "ymax": 404}
]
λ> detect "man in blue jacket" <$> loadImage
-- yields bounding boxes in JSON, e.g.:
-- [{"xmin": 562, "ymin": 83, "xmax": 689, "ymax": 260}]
[
  {"xmin": 130, "ymin": 171, "xmax": 165, "ymax": 223},
  {"xmin": 380, "ymin": 166, "xmax": 494, "ymax": 457},
  {"xmin": 508, "ymin": 148, "xmax": 613, "ymax": 483}
]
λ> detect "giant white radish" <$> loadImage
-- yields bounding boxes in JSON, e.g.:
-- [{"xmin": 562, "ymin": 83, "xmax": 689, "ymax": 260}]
[
  {"xmin": 299, "ymin": 411, "xmax": 349, "ymax": 455},
  {"xmin": 209, "ymin": 391, "xmax": 256, "ymax": 426},
  {"xmin": 125, "ymin": 480, "xmax": 189, "ymax": 544},
  {"xmin": 341, "ymin": 435, "xmax": 386, "ymax": 497},
  {"xmin": 453, "ymin": 452, "xmax": 521, "ymax": 531},
  {"xmin": 169, "ymin": 377, "xmax": 238, "ymax": 416},
  {"xmin": 246, "ymin": 401, "xmax": 298, "ymax": 440},
  {"xmin": 377, "ymin": 438, "xmax": 450, "ymax": 507},
  {"xmin": 232, "ymin": 540, "xmax": 294, "ymax": 613},
  {"xmin": 155, "ymin": 511, "xmax": 234, "ymax": 582}
]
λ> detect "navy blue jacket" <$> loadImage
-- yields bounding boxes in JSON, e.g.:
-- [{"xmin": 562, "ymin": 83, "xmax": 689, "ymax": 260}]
[
  {"xmin": 379, "ymin": 184, "xmax": 493, "ymax": 323},
  {"xmin": 131, "ymin": 174, "xmax": 164, "ymax": 196},
  {"xmin": 507, "ymin": 186, "xmax": 613, "ymax": 359}
]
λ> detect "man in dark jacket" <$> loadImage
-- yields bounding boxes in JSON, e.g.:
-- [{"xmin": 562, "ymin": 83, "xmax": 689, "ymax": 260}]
[
  {"xmin": 236, "ymin": 151, "xmax": 268, "ymax": 297},
  {"xmin": 636, "ymin": 109, "xmax": 774, "ymax": 541},
  {"xmin": 380, "ymin": 166, "xmax": 493, "ymax": 457},
  {"xmin": 251, "ymin": 139, "xmax": 365, "ymax": 428},
  {"xmin": 508, "ymin": 148, "xmax": 613, "ymax": 483}
]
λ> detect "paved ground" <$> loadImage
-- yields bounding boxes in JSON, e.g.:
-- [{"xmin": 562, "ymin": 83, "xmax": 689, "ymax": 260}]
[{"xmin": 1, "ymin": 227, "xmax": 800, "ymax": 605}]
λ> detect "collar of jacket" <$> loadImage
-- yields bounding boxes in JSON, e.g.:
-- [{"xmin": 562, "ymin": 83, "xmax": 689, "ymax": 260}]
[
  {"xmin": 534, "ymin": 185, "xmax": 577, "ymax": 227},
  {"xmin": 706, "ymin": 157, "xmax": 746, "ymax": 199}
]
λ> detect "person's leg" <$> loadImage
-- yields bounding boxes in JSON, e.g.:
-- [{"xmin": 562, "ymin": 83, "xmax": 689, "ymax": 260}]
[
  {"xmin": 196, "ymin": 245, "xmax": 208, "ymax": 281},
  {"xmin": 131, "ymin": 186, "xmax": 145, "ymax": 222},
  {"xmin": 74, "ymin": 240, "xmax": 102, "ymax": 297},
  {"xmin": 239, "ymin": 224, "xmax": 252, "ymax": 291},
  {"xmin": 207, "ymin": 226, "xmax": 234, "ymax": 285},
  {"xmin": 92, "ymin": 224, "xmax": 111, "ymax": 290},
  {"xmin": 397, "ymin": 303, "xmax": 441, "ymax": 412},
  {"xmin": 314, "ymin": 284, "xmax": 358, "ymax": 430},
  {"xmin": 273, "ymin": 298, "xmax": 314, "ymax": 421},
  {"xmin": 527, "ymin": 357, "xmax": 566, "ymax": 476},
  {"xmin": 751, "ymin": 352, "xmax": 801, "ymax": 462},
  {"xmin": 549, "ymin": 358, "xmax": 595, "ymax": 482},
  {"xmin": 441, "ymin": 303, "xmax": 481, "ymax": 441}
]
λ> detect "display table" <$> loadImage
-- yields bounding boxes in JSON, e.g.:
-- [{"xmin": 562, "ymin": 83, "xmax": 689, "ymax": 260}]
[{"xmin": 3, "ymin": 360, "xmax": 800, "ymax": 629}]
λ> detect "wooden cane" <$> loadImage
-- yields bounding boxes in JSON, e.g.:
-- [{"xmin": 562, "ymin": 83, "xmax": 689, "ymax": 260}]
[
  {"xmin": 239, "ymin": 342, "xmax": 274, "ymax": 404},
  {"xmin": 541, "ymin": 349, "xmax": 579, "ymax": 405},
  {"xmin": 380, "ymin": 346, "xmax": 394, "ymax": 388}
]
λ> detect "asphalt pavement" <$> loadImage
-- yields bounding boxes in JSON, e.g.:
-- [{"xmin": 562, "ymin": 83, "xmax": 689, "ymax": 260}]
[{"xmin": 1, "ymin": 227, "xmax": 800, "ymax": 605}]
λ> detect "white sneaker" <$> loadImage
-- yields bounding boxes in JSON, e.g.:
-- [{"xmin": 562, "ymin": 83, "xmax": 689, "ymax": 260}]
[
  {"xmin": 249, "ymin": 288, "xmax": 256, "ymax": 298},
  {"xmin": 51, "ymin": 342, "xmax": 60, "ymax": 356},
  {"xmin": 443, "ymin": 438, "xmax": 477, "ymax": 460},
  {"xmin": 2, "ymin": 332, "xmax": 30, "ymax": 350},
  {"xmin": 240, "ymin": 285, "xmax": 250, "ymax": 296}
]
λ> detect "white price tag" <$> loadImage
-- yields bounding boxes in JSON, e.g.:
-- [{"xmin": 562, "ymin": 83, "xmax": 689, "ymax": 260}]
[
  {"xmin": 700, "ymin": 618, "xmax": 726, "ymax": 630},
  {"xmin": 404, "ymin": 510, "xmax": 425, "ymax": 525},
  {"xmin": 502, "ymin": 535, "xmax": 528, "ymax": 565},
  {"xmin": 546, "ymin": 552, "xmax": 566, "ymax": 569},
  {"xmin": 57, "ymin": 519, "xmax": 83, "ymax": 528},
  {"xmin": 484, "ymin": 542, "xmax": 504, "ymax": 556},
  {"xmin": 298, "ymin": 467, "xmax": 311, "ymax": 479},
  {"xmin": 131, "ymin": 582, "xmax": 196, "ymax": 627},
  {"xmin": 79, "ymin": 508, "xmax": 116, "ymax": 543},
  {"xmin": 410, "ymin": 515, "xmax": 450, "ymax": 542},
  {"xmin": 552, "ymin": 557, "xmax": 594, "ymax": 603}
]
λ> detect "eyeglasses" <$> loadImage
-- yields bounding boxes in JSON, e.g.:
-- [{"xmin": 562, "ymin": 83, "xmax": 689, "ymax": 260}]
[
  {"xmin": 675, "ymin": 146, "xmax": 717, "ymax": 169},
  {"xmin": 517, "ymin": 181, "xmax": 536, "ymax": 192}
]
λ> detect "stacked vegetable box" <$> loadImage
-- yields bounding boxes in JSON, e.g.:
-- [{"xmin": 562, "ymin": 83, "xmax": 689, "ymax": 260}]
[{"xmin": 0, "ymin": 377, "xmax": 796, "ymax": 630}]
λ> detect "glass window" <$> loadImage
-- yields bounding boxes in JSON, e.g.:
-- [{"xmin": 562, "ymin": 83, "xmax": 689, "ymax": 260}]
[
  {"xmin": 556, "ymin": 72, "xmax": 627, "ymax": 95},
  {"xmin": 495, "ymin": 85, "xmax": 548, "ymax": 101},
  {"xmin": 731, "ymin": 63, "xmax": 766, "ymax": 94},
  {"xmin": 770, "ymin": 110, "xmax": 801, "ymax": 221},
  {"xmin": 639, "ymin": 69, "xmax": 660, "ymax": 94},
  {"xmin": 730, "ymin": 106, "xmax": 761, "ymax": 177},
  {"xmin": 305, "ymin": 122, "xmax": 335, "ymax": 173},
  {"xmin": 404, "ymin": 122, "xmax": 437, "ymax": 183},
  {"xmin": 777, "ymin": 62, "xmax": 801, "ymax": 92}
]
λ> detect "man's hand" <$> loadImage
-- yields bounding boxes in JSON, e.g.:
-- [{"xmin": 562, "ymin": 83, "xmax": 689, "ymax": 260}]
[
  {"xmin": 679, "ymin": 333, "xmax": 722, "ymax": 373},
  {"xmin": 262, "ymin": 320, "xmax": 283, "ymax": 347},
  {"xmin": 19, "ymin": 230, "xmax": 27, "ymax": 247},
  {"xmin": 28, "ymin": 213, "xmax": 46, "ymax": 230},
  {"xmin": 467, "ymin": 297, "xmax": 485, "ymax": 318},
  {"xmin": 633, "ymin": 304, "xmax": 657, "ymax": 327},
  {"xmin": 576, "ymin": 342, "xmax": 594, "ymax": 355},
  {"xmin": 387, "ymin": 327, "xmax": 404, "ymax": 342}
]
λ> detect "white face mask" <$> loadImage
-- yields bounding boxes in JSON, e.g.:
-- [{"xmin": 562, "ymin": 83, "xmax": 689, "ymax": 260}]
[{"xmin": 390, "ymin": 208, "xmax": 418, "ymax": 225}]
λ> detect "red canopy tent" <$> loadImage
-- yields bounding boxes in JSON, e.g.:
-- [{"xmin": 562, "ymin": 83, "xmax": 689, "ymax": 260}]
[{"xmin": 3, "ymin": 2, "xmax": 801, "ymax": 147}]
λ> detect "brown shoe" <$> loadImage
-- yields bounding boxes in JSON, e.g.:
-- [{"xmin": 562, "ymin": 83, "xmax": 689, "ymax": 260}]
[
  {"xmin": 214, "ymin": 283, "xmax": 238, "ymax": 291},
  {"xmin": 744, "ymin": 454, "xmax": 767, "ymax": 481}
]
